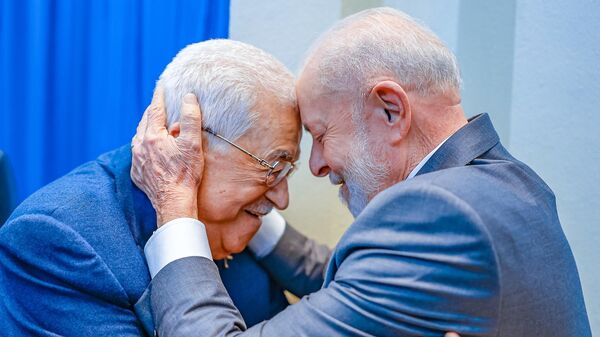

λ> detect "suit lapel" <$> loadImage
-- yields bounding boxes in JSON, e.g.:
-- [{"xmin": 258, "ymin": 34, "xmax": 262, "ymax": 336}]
[
  {"xmin": 99, "ymin": 145, "xmax": 157, "ymax": 250},
  {"xmin": 416, "ymin": 113, "xmax": 500, "ymax": 177}
]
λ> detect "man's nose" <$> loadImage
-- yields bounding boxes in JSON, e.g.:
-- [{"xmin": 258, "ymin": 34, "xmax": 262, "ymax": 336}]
[
  {"xmin": 265, "ymin": 177, "xmax": 290, "ymax": 210},
  {"xmin": 309, "ymin": 141, "xmax": 330, "ymax": 177}
]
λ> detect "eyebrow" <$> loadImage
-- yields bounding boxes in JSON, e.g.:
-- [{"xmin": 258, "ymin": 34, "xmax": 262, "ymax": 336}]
[{"xmin": 268, "ymin": 149, "xmax": 294, "ymax": 162}]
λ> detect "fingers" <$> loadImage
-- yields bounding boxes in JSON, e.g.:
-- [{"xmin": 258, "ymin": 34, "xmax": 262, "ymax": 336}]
[
  {"xmin": 132, "ymin": 107, "xmax": 149, "ymax": 147},
  {"xmin": 151, "ymin": 85, "xmax": 165, "ymax": 111},
  {"xmin": 132, "ymin": 85, "xmax": 165, "ymax": 148},
  {"xmin": 145, "ymin": 85, "xmax": 169, "ymax": 137},
  {"xmin": 177, "ymin": 93, "xmax": 203, "ymax": 150}
]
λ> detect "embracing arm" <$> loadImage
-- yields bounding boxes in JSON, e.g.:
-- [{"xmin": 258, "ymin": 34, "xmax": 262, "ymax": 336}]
[
  {"xmin": 248, "ymin": 210, "xmax": 331, "ymax": 297},
  {"xmin": 147, "ymin": 186, "xmax": 499, "ymax": 337}
]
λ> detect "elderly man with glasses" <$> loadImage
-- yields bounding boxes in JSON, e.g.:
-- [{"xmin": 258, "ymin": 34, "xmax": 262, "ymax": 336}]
[{"xmin": 0, "ymin": 39, "xmax": 301, "ymax": 336}]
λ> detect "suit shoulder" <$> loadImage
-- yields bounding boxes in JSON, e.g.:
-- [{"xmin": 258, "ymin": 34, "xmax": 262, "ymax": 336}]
[
  {"xmin": 357, "ymin": 180, "xmax": 486, "ymax": 233},
  {"xmin": 412, "ymin": 158, "xmax": 554, "ymax": 204},
  {"xmin": 339, "ymin": 180, "xmax": 498, "ymax": 261},
  {"xmin": 9, "ymin": 159, "xmax": 117, "ymax": 222},
  {"xmin": 330, "ymin": 182, "xmax": 502, "ymax": 335}
]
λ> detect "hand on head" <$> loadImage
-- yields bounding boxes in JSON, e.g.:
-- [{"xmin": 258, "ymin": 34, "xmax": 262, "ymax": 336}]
[{"xmin": 130, "ymin": 86, "xmax": 204, "ymax": 226}]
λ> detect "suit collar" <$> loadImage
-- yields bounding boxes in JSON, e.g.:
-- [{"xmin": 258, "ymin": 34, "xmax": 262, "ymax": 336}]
[
  {"xmin": 97, "ymin": 145, "xmax": 157, "ymax": 250},
  {"xmin": 416, "ymin": 113, "xmax": 500, "ymax": 176}
]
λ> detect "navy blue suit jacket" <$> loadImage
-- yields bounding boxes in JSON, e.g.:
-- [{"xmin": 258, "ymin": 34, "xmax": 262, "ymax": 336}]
[
  {"xmin": 0, "ymin": 146, "xmax": 289, "ymax": 336},
  {"xmin": 149, "ymin": 114, "xmax": 591, "ymax": 336}
]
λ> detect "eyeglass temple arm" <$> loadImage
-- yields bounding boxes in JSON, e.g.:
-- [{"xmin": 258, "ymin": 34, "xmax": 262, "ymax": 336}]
[{"xmin": 202, "ymin": 127, "xmax": 275, "ymax": 169}]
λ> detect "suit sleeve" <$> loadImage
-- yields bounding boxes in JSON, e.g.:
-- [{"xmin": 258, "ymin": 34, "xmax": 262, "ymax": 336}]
[
  {"xmin": 0, "ymin": 214, "xmax": 144, "ymax": 336},
  {"xmin": 256, "ymin": 224, "xmax": 331, "ymax": 297},
  {"xmin": 150, "ymin": 185, "xmax": 501, "ymax": 337}
]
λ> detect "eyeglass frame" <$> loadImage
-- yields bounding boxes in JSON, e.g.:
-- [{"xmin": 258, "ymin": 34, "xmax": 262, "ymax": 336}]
[{"xmin": 202, "ymin": 127, "xmax": 296, "ymax": 186}]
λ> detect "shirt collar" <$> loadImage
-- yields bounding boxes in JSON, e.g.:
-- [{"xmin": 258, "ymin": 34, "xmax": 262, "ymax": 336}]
[{"xmin": 406, "ymin": 136, "xmax": 450, "ymax": 180}]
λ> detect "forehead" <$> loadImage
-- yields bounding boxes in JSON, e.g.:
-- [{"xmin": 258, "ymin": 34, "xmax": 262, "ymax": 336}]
[
  {"xmin": 243, "ymin": 97, "xmax": 302, "ymax": 160},
  {"xmin": 297, "ymin": 81, "xmax": 351, "ymax": 134},
  {"xmin": 297, "ymin": 74, "xmax": 327, "ymax": 128}
]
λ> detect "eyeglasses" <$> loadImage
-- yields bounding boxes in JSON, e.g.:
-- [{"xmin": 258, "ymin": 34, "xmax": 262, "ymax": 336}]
[{"xmin": 202, "ymin": 127, "xmax": 296, "ymax": 187}]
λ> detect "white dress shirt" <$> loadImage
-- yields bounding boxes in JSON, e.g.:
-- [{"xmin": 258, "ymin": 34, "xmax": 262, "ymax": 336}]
[
  {"xmin": 144, "ymin": 218, "xmax": 212, "ymax": 278},
  {"xmin": 144, "ymin": 210, "xmax": 286, "ymax": 278},
  {"xmin": 144, "ymin": 137, "xmax": 449, "ymax": 278}
]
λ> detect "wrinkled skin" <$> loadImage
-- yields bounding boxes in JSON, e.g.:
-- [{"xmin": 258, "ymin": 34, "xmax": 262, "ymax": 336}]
[
  {"xmin": 131, "ymin": 86, "xmax": 300, "ymax": 259},
  {"xmin": 131, "ymin": 88, "xmax": 203, "ymax": 226}
]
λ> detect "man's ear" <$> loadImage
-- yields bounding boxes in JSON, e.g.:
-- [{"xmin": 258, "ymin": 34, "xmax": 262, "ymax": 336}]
[
  {"xmin": 366, "ymin": 80, "xmax": 411, "ymax": 144},
  {"xmin": 168, "ymin": 122, "xmax": 181, "ymax": 138}
]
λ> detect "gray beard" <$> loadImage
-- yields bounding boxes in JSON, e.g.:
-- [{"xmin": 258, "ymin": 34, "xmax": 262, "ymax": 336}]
[{"xmin": 340, "ymin": 135, "xmax": 390, "ymax": 218}]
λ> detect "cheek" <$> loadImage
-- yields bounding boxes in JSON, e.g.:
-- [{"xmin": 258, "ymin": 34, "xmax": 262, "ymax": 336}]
[
  {"xmin": 198, "ymin": 181, "xmax": 258, "ymax": 221},
  {"xmin": 200, "ymin": 158, "xmax": 263, "ymax": 219},
  {"xmin": 323, "ymin": 139, "xmax": 350, "ymax": 173}
]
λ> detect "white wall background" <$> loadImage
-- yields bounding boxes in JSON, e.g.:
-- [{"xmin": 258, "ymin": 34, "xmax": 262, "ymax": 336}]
[
  {"xmin": 509, "ymin": 1, "xmax": 600, "ymax": 331},
  {"xmin": 230, "ymin": 0, "xmax": 600, "ymax": 333}
]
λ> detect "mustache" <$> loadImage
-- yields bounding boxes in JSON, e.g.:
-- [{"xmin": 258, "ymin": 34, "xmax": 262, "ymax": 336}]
[
  {"xmin": 329, "ymin": 171, "xmax": 344, "ymax": 185},
  {"xmin": 247, "ymin": 203, "xmax": 274, "ymax": 216}
]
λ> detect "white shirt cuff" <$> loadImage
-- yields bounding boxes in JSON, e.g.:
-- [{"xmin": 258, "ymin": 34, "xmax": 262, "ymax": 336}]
[
  {"xmin": 144, "ymin": 217, "xmax": 212, "ymax": 278},
  {"xmin": 248, "ymin": 209, "xmax": 286, "ymax": 258}
]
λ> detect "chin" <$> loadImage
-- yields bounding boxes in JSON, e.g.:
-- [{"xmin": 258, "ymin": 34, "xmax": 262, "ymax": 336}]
[
  {"xmin": 208, "ymin": 214, "xmax": 261, "ymax": 259},
  {"xmin": 213, "ymin": 252, "xmax": 230, "ymax": 260},
  {"xmin": 222, "ymin": 233, "xmax": 257, "ymax": 258},
  {"xmin": 227, "ymin": 238, "xmax": 252, "ymax": 255}
]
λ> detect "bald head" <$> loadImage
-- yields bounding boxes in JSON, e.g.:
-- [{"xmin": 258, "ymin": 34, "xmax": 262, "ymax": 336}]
[
  {"xmin": 301, "ymin": 7, "xmax": 461, "ymax": 100},
  {"xmin": 297, "ymin": 8, "xmax": 468, "ymax": 213}
]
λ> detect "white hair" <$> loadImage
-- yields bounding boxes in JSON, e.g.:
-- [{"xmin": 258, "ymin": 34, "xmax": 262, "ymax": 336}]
[
  {"xmin": 303, "ymin": 7, "xmax": 461, "ymax": 100},
  {"xmin": 158, "ymin": 39, "xmax": 295, "ymax": 151}
]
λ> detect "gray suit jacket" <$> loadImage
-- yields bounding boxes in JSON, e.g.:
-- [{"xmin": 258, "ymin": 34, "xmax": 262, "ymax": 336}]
[{"xmin": 149, "ymin": 114, "xmax": 591, "ymax": 336}]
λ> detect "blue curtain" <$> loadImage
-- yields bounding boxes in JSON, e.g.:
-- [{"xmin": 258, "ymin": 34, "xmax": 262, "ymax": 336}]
[{"xmin": 0, "ymin": 0, "xmax": 230, "ymax": 205}]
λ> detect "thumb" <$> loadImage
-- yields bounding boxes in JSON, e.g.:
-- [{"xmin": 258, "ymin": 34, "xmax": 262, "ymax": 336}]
[{"xmin": 177, "ymin": 93, "xmax": 203, "ymax": 147}]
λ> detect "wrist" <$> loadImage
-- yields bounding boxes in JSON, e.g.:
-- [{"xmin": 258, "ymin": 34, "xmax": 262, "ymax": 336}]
[{"xmin": 155, "ymin": 195, "xmax": 198, "ymax": 227}]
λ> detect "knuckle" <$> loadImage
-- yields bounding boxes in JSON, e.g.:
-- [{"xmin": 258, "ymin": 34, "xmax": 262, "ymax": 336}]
[
  {"xmin": 146, "ymin": 134, "xmax": 159, "ymax": 145},
  {"xmin": 130, "ymin": 171, "xmax": 140, "ymax": 183},
  {"xmin": 150, "ymin": 103, "xmax": 163, "ymax": 115},
  {"xmin": 187, "ymin": 140, "xmax": 202, "ymax": 153}
]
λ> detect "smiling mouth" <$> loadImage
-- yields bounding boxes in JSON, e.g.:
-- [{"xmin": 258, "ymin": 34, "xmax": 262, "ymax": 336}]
[{"xmin": 244, "ymin": 210, "xmax": 267, "ymax": 218}]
